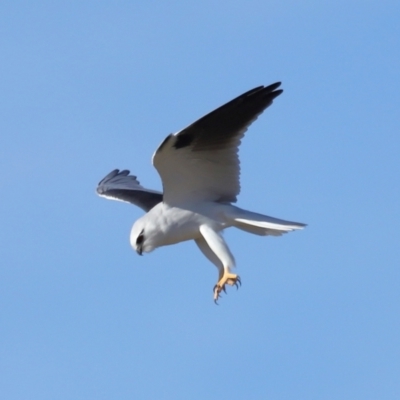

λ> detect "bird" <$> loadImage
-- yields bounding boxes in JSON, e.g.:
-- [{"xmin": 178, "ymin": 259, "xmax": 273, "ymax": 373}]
[{"xmin": 97, "ymin": 82, "xmax": 306, "ymax": 302}]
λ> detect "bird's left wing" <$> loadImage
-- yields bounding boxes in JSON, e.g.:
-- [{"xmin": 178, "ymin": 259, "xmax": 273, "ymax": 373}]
[
  {"xmin": 96, "ymin": 169, "xmax": 163, "ymax": 212},
  {"xmin": 152, "ymin": 83, "xmax": 283, "ymax": 205}
]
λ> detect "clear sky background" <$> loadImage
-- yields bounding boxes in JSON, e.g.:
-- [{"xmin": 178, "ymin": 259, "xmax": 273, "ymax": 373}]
[{"xmin": 1, "ymin": 2, "xmax": 399, "ymax": 399}]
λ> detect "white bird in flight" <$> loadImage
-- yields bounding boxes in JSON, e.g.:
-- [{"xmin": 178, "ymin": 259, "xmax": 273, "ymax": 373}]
[{"xmin": 97, "ymin": 82, "xmax": 305, "ymax": 302}]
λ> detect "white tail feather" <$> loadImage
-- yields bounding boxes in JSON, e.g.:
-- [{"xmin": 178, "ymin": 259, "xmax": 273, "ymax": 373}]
[
  {"xmin": 233, "ymin": 220, "xmax": 284, "ymax": 236},
  {"xmin": 224, "ymin": 206, "xmax": 306, "ymax": 237}
]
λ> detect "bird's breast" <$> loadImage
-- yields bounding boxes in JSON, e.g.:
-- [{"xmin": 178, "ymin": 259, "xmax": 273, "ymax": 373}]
[{"xmin": 156, "ymin": 204, "xmax": 224, "ymax": 245}]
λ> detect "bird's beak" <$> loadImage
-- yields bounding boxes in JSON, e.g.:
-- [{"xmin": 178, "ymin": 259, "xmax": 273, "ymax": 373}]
[{"xmin": 136, "ymin": 246, "xmax": 143, "ymax": 256}]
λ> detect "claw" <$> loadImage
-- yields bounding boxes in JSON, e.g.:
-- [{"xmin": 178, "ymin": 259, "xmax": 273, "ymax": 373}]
[
  {"xmin": 214, "ymin": 292, "xmax": 222, "ymax": 302},
  {"xmin": 212, "ymin": 273, "xmax": 241, "ymax": 302},
  {"xmin": 235, "ymin": 277, "xmax": 242, "ymax": 289}
]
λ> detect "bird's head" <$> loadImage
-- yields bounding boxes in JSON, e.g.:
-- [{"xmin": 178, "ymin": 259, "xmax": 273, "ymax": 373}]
[{"xmin": 130, "ymin": 215, "xmax": 160, "ymax": 255}]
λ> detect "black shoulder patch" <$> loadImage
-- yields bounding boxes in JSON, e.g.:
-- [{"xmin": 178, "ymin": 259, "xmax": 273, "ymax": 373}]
[
  {"xmin": 174, "ymin": 132, "xmax": 195, "ymax": 149},
  {"xmin": 157, "ymin": 134, "xmax": 173, "ymax": 152}
]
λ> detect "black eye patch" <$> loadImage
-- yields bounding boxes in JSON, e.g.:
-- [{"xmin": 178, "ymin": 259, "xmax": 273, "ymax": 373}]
[{"xmin": 136, "ymin": 230, "xmax": 144, "ymax": 245}]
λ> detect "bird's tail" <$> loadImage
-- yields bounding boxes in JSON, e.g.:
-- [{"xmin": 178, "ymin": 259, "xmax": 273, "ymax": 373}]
[{"xmin": 225, "ymin": 206, "xmax": 306, "ymax": 236}]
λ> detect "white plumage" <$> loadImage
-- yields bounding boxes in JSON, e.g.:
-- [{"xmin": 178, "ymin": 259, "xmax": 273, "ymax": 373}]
[{"xmin": 97, "ymin": 83, "xmax": 305, "ymax": 302}]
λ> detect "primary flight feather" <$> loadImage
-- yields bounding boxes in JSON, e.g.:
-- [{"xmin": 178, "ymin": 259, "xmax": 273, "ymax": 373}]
[{"xmin": 97, "ymin": 82, "xmax": 305, "ymax": 302}]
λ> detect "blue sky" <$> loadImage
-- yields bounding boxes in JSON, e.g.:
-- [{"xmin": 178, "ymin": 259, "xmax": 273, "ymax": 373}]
[{"xmin": 1, "ymin": 1, "xmax": 399, "ymax": 399}]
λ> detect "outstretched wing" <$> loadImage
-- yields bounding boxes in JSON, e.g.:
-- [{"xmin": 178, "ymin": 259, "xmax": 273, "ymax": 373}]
[
  {"xmin": 96, "ymin": 169, "xmax": 162, "ymax": 212},
  {"xmin": 152, "ymin": 82, "xmax": 283, "ymax": 205}
]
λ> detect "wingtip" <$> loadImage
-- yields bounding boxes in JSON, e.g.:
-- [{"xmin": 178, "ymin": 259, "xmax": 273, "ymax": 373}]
[
  {"xmin": 97, "ymin": 169, "xmax": 119, "ymax": 186},
  {"xmin": 265, "ymin": 81, "xmax": 282, "ymax": 91},
  {"xmin": 245, "ymin": 82, "xmax": 283, "ymax": 101}
]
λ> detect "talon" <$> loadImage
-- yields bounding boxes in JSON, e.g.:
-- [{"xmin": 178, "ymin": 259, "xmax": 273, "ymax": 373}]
[
  {"xmin": 213, "ymin": 284, "xmax": 223, "ymax": 303},
  {"xmin": 235, "ymin": 276, "xmax": 242, "ymax": 289},
  {"xmin": 212, "ymin": 272, "xmax": 241, "ymax": 301}
]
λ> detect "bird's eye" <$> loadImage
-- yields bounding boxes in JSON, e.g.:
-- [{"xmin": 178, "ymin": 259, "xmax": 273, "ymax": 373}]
[{"xmin": 136, "ymin": 230, "xmax": 144, "ymax": 245}]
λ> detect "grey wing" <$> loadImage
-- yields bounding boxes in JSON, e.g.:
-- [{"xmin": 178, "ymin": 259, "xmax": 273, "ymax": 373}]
[
  {"xmin": 152, "ymin": 82, "xmax": 283, "ymax": 205},
  {"xmin": 96, "ymin": 169, "xmax": 163, "ymax": 212}
]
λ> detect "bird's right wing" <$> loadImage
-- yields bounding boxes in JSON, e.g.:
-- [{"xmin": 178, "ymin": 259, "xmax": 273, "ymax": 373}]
[
  {"xmin": 152, "ymin": 83, "xmax": 283, "ymax": 205},
  {"xmin": 96, "ymin": 169, "xmax": 163, "ymax": 212}
]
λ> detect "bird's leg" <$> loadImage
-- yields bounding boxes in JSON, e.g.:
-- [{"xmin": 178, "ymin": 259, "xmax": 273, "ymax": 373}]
[
  {"xmin": 198, "ymin": 225, "xmax": 240, "ymax": 303},
  {"xmin": 213, "ymin": 270, "xmax": 241, "ymax": 302}
]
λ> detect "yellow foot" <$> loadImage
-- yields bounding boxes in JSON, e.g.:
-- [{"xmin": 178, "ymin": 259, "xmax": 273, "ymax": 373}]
[{"xmin": 213, "ymin": 273, "xmax": 241, "ymax": 303}]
